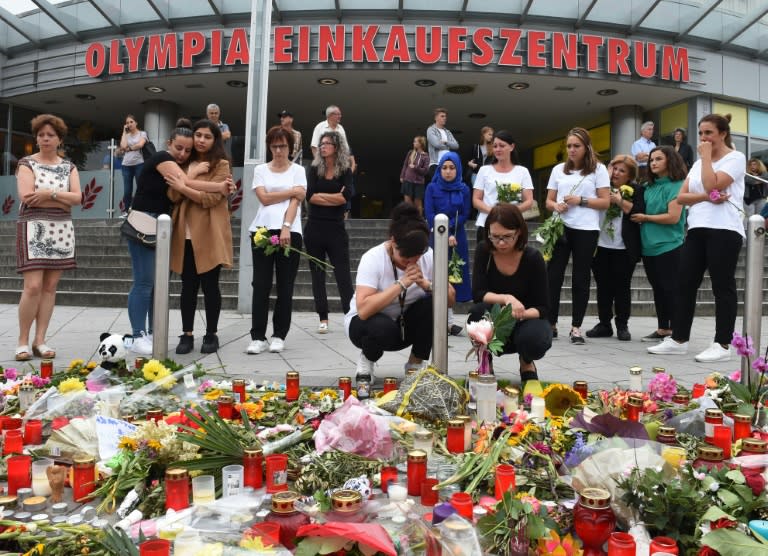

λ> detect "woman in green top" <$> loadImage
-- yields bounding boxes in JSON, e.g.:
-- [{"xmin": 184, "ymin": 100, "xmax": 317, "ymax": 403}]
[{"xmin": 630, "ymin": 146, "xmax": 688, "ymax": 342}]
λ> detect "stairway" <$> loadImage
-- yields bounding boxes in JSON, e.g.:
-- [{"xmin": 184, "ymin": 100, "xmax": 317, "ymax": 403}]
[{"xmin": 0, "ymin": 219, "xmax": 765, "ymax": 316}]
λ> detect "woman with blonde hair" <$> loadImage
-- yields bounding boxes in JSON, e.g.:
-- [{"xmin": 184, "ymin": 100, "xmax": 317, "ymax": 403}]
[
  {"xmin": 15, "ymin": 114, "xmax": 82, "ymax": 361},
  {"xmin": 399, "ymin": 135, "xmax": 430, "ymax": 214},
  {"xmin": 467, "ymin": 126, "xmax": 494, "ymax": 183},
  {"xmin": 744, "ymin": 157, "xmax": 768, "ymax": 218}
]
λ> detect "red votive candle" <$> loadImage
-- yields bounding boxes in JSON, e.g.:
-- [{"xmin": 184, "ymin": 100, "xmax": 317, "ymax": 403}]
[
  {"xmin": 338, "ymin": 377, "xmax": 352, "ymax": 401},
  {"xmin": 139, "ymin": 539, "xmax": 171, "ymax": 556},
  {"xmin": 285, "ymin": 372, "xmax": 299, "ymax": 402},
  {"xmin": 217, "ymin": 395, "xmax": 234, "ymax": 420},
  {"xmin": 733, "ymin": 414, "xmax": 751, "ymax": 441},
  {"xmin": 383, "ymin": 377, "xmax": 398, "ymax": 394},
  {"xmin": 248, "ymin": 522, "xmax": 281, "ymax": 547},
  {"xmin": 380, "ymin": 465, "xmax": 398, "ymax": 494},
  {"xmin": 7, "ymin": 455, "xmax": 31, "ymax": 495},
  {"xmin": 72, "ymin": 454, "xmax": 96, "ymax": 502},
  {"xmin": 495, "ymin": 463, "xmax": 516, "ymax": 499},
  {"xmin": 691, "ymin": 383, "xmax": 706, "ymax": 398},
  {"xmin": 421, "ymin": 478, "xmax": 439, "ymax": 507},
  {"xmin": 24, "ymin": 420, "xmax": 42, "ymax": 445},
  {"xmin": 713, "ymin": 425, "xmax": 732, "ymax": 459},
  {"xmin": 4, "ymin": 430, "xmax": 23, "ymax": 454},
  {"xmin": 265, "ymin": 454, "xmax": 289, "ymax": 493},
  {"xmin": 4, "ymin": 418, "xmax": 22, "ymax": 431},
  {"xmin": 649, "ymin": 536, "xmax": 679, "ymax": 555},
  {"xmin": 446, "ymin": 419, "xmax": 465, "ymax": 454},
  {"xmin": 243, "ymin": 447, "xmax": 263, "ymax": 489},
  {"xmin": 232, "ymin": 379, "xmax": 246, "ymax": 404},
  {"xmin": 573, "ymin": 380, "xmax": 588, "ymax": 401},
  {"xmin": 40, "ymin": 359, "xmax": 53, "ymax": 379},
  {"xmin": 449, "ymin": 492, "xmax": 474, "ymax": 520},
  {"xmin": 165, "ymin": 468, "xmax": 190, "ymax": 511},
  {"xmin": 607, "ymin": 532, "xmax": 636, "ymax": 555},
  {"xmin": 407, "ymin": 450, "xmax": 427, "ymax": 497}
]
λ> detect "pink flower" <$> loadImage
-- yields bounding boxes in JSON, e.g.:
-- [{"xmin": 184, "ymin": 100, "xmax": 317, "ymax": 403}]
[
  {"xmin": 647, "ymin": 372, "xmax": 677, "ymax": 402},
  {"xmin": 752, "ymin": 357, "xmax": 768, "ymax": 374},
  {"xmin": 466, "ymin": 318, "xmax": 493, "ymax": 346},
  {"xmin": 731, "ymin": 332, "xmax": 755, "ymax": 358},
  {"xmin": 30, "ymin": 375, "xmax": 50, "ymax": 388},
  {"xmin": 728, "ymin": 369, "xmax": 741, "ymax": 382},
  {"xmin": 270, "ymin": 235, "xmax": 280, "ymax": 246},
  {"xmin": 709, "ymin": 189, "xmax": 721, "ymax": 201},
  {"xmin": 4, "ymin": 368, "xmax": 17, "ymax": 380}
]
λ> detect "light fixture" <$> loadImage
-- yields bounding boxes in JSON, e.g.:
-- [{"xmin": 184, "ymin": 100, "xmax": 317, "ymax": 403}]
[
  {"xmin": 226, "ymin": 80, "xmax": 247, "ymax": 88},
  {"xmin": 597, "ymin": 88, "xmax": 618, "ymax": 96},
  {"xmin": 446, "ymin": 85, "xmax": 474, "ymax": 95},
  {"xmin": 145, "ymin": 86, "xmax": 165, "ymax": 93},
  {"xmin": 468, "ymin": 113, "xmax": 486, "ymax": 119},
  {"xmin": 42, "ymin": 100, "xmax": 61, "ymax": 105},
  {"xmin": 75, "ymin": 93, "xmax": 95, "ymax": 100},
  {"xmin": 508, "ymin": 82, "xmax": 529, "ymax": 90},
  {"xmin": 415, "ymin": 79, "xmax": 436, "ymax": 87},
  {"xmin": 318, "ymin": 78, "xmax": 338, "ymax": 85}
]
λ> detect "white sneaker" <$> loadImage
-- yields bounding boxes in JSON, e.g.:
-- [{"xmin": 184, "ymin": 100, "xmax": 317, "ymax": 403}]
[
  {"xmin": 317, "ymin": 322, "xmax": 329, "ymax": 334},
  {"xmin": 131, "ymin": 332, "xmax": 153, "ymax": 355},
  {"xmin": 269, "ymin": 337, "xmax": 285, "ymax": 353},
  {"xmin": 647, "ymin": 336, "xmax": 689, "ymax": 355},
  {"xmin": 356, "ymin": 351, "xmax": 375, "ymax": 380},
  {"xmin": 695, "ymin": 342, "xmax": 732, "ymax": 363},
  {"xmin": 246, "ymin": 339, "xmax": 269, "ymax": 354}
]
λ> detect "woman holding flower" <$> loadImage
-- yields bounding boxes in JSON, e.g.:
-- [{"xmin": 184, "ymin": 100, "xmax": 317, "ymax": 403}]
[
  {"xmin": 346, "ymin": 203, "xmax": 456, "ymax": 379},
  {"xmin": 648, "ymin": 114, "xmax": 746, "ymax": 363},
  {"xmin": 468, "ymin": 203, "xmax": 551, "ymax": 382},
  {"xmin": 629, "ymin": 146, "xmax": 687, "ymax": 343},
  {"xmin": 545, "ymin": 127, "xmax": 610, "ymax": 344},
  {"xmin": 304, "ymin": 131, "xmax": 354, "ymax": 334},
  {"xmin": 473, "ymin": 130, "xmax": 534, "ymax": 245},
  {"xmin": 585, "ymin": 155, "xmax": 642, "ymax": 341},
  {"xmin": 246, "ymin": 126, "xmax": 307, "ymax": 355},
  {"xmin": 424, "ymin": 151, "xmax": 472, "ymax": 336}
]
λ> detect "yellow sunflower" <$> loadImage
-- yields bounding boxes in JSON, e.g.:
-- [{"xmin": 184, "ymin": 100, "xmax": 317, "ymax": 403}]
[
  {"xmin": 86, "ymin": 361, "xmax": 98, "ymax": 370},
  {"xmin": 542, "ymin": 383, "xmax": 584, "ymax": 417},
  {"xmin": 58, "ymin": 377, "xmax": 85, "ymax": 394},
  {"xmin": 203, "ymin": 388, "xmax": 224, "ymax": 401},
  {"xmin": 118, "ymin": 437, "xmax": 138, "ymax": 451},
  {"xmin": 146, "ymin": 439, "xmax": 162, "ymax": 451},
  {"xmin": 67, "ymin": 359, "xmax": 84, "ymax": 371}
]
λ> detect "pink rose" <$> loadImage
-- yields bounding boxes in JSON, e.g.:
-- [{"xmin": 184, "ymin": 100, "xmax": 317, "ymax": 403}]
[
  {"xmin": 466, "ymin": 319, "xmax": 493, "ymax": 346},
  {"xmin": 709, "ymin": 190, "xmax": 721, "ymax": 201},
  {"xmin": 270, "ymin": 235, "xmax": 280, "ymax": 246}
]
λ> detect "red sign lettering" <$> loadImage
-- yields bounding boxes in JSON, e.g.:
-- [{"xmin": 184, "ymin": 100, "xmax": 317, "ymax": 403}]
[
  {"xmin": 274, "ymin": 27, "xmax": 293, "ymax": 64},
  {"xmin": 210, "ymin": 30, "xmax": 223, "ymax": 66},
  {"xmin": 352, "ymin": 25, "xmax": 379, "ymax": 62},
  {"xmin": 414, "ymin": 26, "xmax": 442, "ymax": 64},
  {"xmin": 182, "ymin": 32, "xmax": 205, "ymax": 68},
  {"xmin": 527, "ymin": 30, "xmax": 547, "ymax": 68},
  {"xmin": 318, "ymin": 25, "xmax": 345, "ymax": 63},
  {"xmin": 661, "ymin": 45, "xmax": 690, "ymax": 81},
  {"xmin": 85, "ymin": 43, "xmax": 106, "ymax": 78},
  {"xmin": 471, "ymin": 28, "xmax": 494, "ymax": 66},
  {"xmin": 146, "ymin": 34, "xmax": 178, "ymax": 71},
  {"xmin": 224, "ymin": 28, "xmax": 249, "ymax": 66},
  {"xmin": 498, "ymin": 29, "xmax": 523, "ymax": 66},
  {"xmin": 606, "ymin": 38, "xmax": 631, "ymax": 75},
  {"xmin": 447, "ymin": 27, "xmax": 467, "ymax": 64},
  {"xmin": 123, "ymin": 36, "xmax": 144, "ymax": 72},
  {"xmin": 551, "ymin": 32, "xmax": 577, "ymax": 70},
  {"xmin": 581, "ymin": 34, "xmax": 603, "ymax": 72},
  {"xmin": 382, "ymin": 25, "xmax": 411, "ymax": 63},
  {"xmin": 634, "ymin": 40, "xmax": 657, "ymax": 78}
]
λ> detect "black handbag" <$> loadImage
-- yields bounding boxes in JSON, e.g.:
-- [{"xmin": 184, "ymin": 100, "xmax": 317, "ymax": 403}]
[
  {"xmin": 120, "ymin": 210, "xmax": 157, "ymax": 248},
  {"xmin": 140, "ymin": 140, "xmax": 157, "ymax": 161}
]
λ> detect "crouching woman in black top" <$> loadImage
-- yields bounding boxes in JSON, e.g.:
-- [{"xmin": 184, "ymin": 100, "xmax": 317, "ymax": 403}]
[{"xmin": 467, "ymin": 203, "xmax": 552, "ymax": 382}]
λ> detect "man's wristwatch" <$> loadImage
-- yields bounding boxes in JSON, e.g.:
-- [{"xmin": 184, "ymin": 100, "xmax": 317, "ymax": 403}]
[
  {"xmin": 282, "ymin": 221, "xmax": 291, "ymax": 228},
  {"xmin": 579, "ymin": 196, "xmax": 588, "ymax": 207},
  {"xmin": 51, "ymin": 190, "xmax": 58, "ymax": 200}
]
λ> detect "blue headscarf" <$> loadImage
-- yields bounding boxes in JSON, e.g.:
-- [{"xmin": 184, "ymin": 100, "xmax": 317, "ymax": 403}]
[{"xmin": 431, "ymin": 151, "xmax": 465, "ymax": 193}]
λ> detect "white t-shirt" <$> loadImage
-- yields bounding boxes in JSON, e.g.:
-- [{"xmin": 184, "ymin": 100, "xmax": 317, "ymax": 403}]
[
  {"xmin": 474, "ymin": 164, "xmax": 534, "ymax": 227},
  {"xmin": 597, "ymin": 209, "xmax": 626, "ymax": 249},
  {"xmin": 310, "ymin": 121, "xmax": 350, "ymax": 151},
  {"xmin": 546, "ymin": 163, "xmax": 610, "ymax": 231},
  {"xmin": 686, "ymin": 150, "xmax": 746, "ymax": 237},
  {"xmin": 248, "ymin": 162, "xmax": 307, "ymax": 234},
  {"xmin": 344, "ymin": 242, "xmax": 434, "ymax": 336},
  {"xmin": 436, "ymin": 129, "xmax": 449, "ymax": 166}
]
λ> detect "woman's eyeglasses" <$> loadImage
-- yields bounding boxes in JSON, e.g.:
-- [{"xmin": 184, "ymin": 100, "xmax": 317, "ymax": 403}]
[
  {"xmin": 270, "ymin": 144, "xmax": 290, "ymax": 150},
  {"xmin": 488, "ymin": 233, "xmax": 516, "ymax": 244}
]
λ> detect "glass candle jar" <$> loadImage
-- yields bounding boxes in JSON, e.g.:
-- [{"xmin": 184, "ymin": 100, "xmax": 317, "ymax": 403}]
[
  {"xmin": 412, "ymin": 430, "xmax": 433, "ymax": 458},
  {"xmin": 467, "ymin": 370, "xmax": 479, "ymax": 410},
  {"xmin": 285, "ymin": 372, "xmax": 299, "ymax": 402},
  {"xmin": 573, "ymin": 381, "xmax": 588, "ymax": 401},
  {"xmin": 421, "ymin": 477, "xmax": 439, "ymax": 507},
  {"xmin": 264, "ymin": 491, "xmax": 310, "ymax": 550},
  {"xmin": 232, "ymin": 379, "xmax": 246, "ymax": 404},
  {"xmin": 191, "ymin": 475, "xmax": 215, "ymax": 506},
  {"xmin": 72, "ymin": 454, "xmax": 96, "ymax": 502},
  {"xmin": 139, "ymin": 539, "xmax": 170, "ymax": 556},
  {"xmin": 705, "ymin": 408, "xmax": 723, "ymax": 444},
  {"xmin": 449, "ymin": 492, "xmax": 474, "ymax": 520},
  {"xmin": 40, "ymin": 360, "xmax": 53, "ymax": 379},
  {"xmin": 222, "ymin": 464, "xmax": 244, "ymax": 497},
  {"xmin": 24, "ymin": 420, "xmax": 42, "ymax": 446},
  {"xmin": 693, "ymin": 445, "xmax": 726, "ymax": 471},
  {"xmin": 7, "ymin": 456, "xmax": 32, "ymax": 496},
  {"xmin": 165, "ymin": 468, "xmax": 190, "ymax": 511},
  {"xmin": 475, "ymin": 375, "xmax": 498, "ymax": 424},
  {"xmin": 146, "ymin": 409, "xmax": 163, "ymax": 422},
  {"xmin": 741, "ymin": 438, "xmax": 767, "ymax": 455},
  {"xmin": 243, "ymin": 447, "xmax": 263, "ymax": 489},
  {"xmin": 607, "ymin": 531, "xmax": 636, "ymax": 555},
  {"xmin": 733, "ymin": 414, "xmax": 752, "ymax": 441},
  {"xmin": 649, "ymin": 536, "xmax": 679, "ymax": 555},
  {"xmin": 652, "ymin": 366, "xmax": 666, "ymax": 374},
  {"xmin": 446, "ymin": 419, "xmax": 465, "ymax": 454},
  {"xmin": 217, "ymin": 395, "xmax": 234, "ymax": 420},
  {"xmin": 265, "ymin": 454, "xmax": 289, "ymax": 493},
  {"xmin": 18, "ymin": 383, "xmax": 36, "ymax": 413},
  {"xmin": 713, "ymin": 425, "xmax": 732, "ymax": 459},
  {"xmin": 31, "ymin": 458, "xmax": 52, "ymax": 496},
  {"xmin": 530, "ymin": 397, "xmax": 546, "ymax": 420},
  {"xmin": 457, "ymin": 415, "xmax": 472, "ymax": 452},
  {"xmin": 4, "ymin": 430, "xmax": 23, "ymax": 454},
  {"xmin": 338, "ymin": 377, "xmax": 352, "ymax": 401},
  {"xmin": 383, "ymin": 377, "xmax": 398, "ymax": 394},
  {"xmin": 656, "ymin": 425, "xmax": 677, "ymax": 445},
  {"xmin": 628, "ymin": 366, "xmax": 642, "ymax": 392},
  {"xmin": 134, "ymin": 357, "xmax": 147, "ymax": 370},
  {"xmin": 356, "ymin": 376, "xmax": 371, "ymax": 400},
  {"xmin": 494, "ymin": 463, "xmax": 516, "ymax": 500},
  {"xmin": 407, "ymin": 449, "xmax": 427, "ymax": 496},
  {"xmin": 691, "ymin": 383, "xmax": 706, "ymax": 398},
  {"xmin": 626, "ymin": 395, "xmax": 643, "ymax": 422},
  {"xmin": 574, "ymin": 488, "xmax": 615, "ymax": 556},
  {"xmin": 502, "ymin": 386, "xmax": 519, "ymax": 415},
  {"xmin": 328, "ymin": 489, "xmax": 366, "ymax": 522},
  {"xmin": 380, "ymin": 465, "xmax": 398, "ymax": 494},
  {"xmin": 672, "ymin": 393, "xmax": 690, "ymax": 405}
]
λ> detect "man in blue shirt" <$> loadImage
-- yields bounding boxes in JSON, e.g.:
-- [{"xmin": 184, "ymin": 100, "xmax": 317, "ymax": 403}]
[{"xmin": 631, "ymin": 121, "xmax": 656, "ymax": 183}]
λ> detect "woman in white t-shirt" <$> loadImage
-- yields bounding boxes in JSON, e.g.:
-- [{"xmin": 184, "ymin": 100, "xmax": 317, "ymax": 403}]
[
  {"xmin": 246, "ymin": 126, "xmax": 307, "ymax": 355},
  {"xmin": 648, "ymin": 114, "xmax": 746, "ymax": 363},
  {"xmin": 473, "ymin": 130, "xmax": 534, "ymax": 244},
  {"xmin": 346, "ymin": 203, "xmax": 456, "ymax": 380},
  {"xmin": 544, "ymin": 127, "xmax": 610, "ymax": 344}
]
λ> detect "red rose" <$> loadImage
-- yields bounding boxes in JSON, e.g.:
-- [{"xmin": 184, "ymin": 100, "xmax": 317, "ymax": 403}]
[
  {"xmin": 742, "ymin": 467, "xmax": 766, "ymax": 496},
  {"xmin": 697, "ymin": 547, "xmax": 720, "ymax": 556},
  {"xmin": 710, "ymin": 517, "xmax": 738, "ymax": 530}
]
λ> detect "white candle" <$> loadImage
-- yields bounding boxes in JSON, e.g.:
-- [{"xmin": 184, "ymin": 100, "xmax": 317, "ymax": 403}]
[
  {"xmin": 387, "ymin": 484, "xmax": 408, "ymax": 502},
  {"xmin": 531, "ymin": 397, "xmax": 545, "ymax": 420},
  {"xmin": 629, "ymin": 366, "xmax": 643, "ymax": 392}
]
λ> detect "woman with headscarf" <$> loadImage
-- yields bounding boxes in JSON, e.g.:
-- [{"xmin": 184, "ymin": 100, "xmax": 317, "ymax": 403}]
[{"xmin": 424, "ymin": 151, "xmax": 472, "ymax": 335}]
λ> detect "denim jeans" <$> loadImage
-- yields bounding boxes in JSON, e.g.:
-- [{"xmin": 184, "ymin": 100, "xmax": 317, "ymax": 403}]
[
  {"xmin": 121, "ymin": 163, "xmax": 144, "ymax": 211},
  {"xmin": 127, "ymin": 237, "xmax": 155, "ymax": 337}
]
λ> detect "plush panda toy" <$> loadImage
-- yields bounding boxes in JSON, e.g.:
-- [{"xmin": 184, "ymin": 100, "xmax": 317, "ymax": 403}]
[{"xmin": 95, "ymin": 332, "xmax": 129, "ymax": 372}]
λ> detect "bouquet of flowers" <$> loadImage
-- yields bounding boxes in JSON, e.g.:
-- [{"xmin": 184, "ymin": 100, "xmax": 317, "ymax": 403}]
[
  {"xmin": 602, "ymin": 184, "xmax": 634, "ymax": 239},
  {"xmin": 536, "ymin": 214, "xmax": 564, "ymax": 262},
  {"xmin": 465, "ymin": 304, "xmax": 516, "ymax": 375},
  {"xmin": 253, "ymin": 226, "xmax": 333, "ymax": 271},
  {"xmin": 497, "ymin": 181, "xmax": 523, "ymax": 203},
  {"xmin": 448, "ymin": 249, "xmax": 465, "ymax": 284}
]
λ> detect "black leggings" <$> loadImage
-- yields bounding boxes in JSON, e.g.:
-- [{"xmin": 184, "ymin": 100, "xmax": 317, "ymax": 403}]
[
  {"xmin": 672, "ymin": 227, "xmax": 742, "ymax": 344},
  {"xmin": 546, "ymin": 226, "xmax": 599, "ymax": 328},
  {"xmin": 348, "ymin": 295, "xmax": 433, "ymax": 362},
  {"xmin": 467, "ymin": 302, "xmax": 552, "ymax": 363},
  {"xmin": 180, "ymin": 240, "xmax": 222, "ymax": 335},
  {"xmin": 642, "ymin": 246, "xmax": 681, "ymax": 331},
  {"xmin": 303, "ymin": 219, "xmax": 354, "ymax": 321},
  {"xmin": 592, "ymin": 246, "xmax": 636, "ymax": 329}
]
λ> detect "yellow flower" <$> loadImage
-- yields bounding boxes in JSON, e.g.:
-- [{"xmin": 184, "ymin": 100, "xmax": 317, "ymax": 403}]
[
  {"xmin": 147, "ymin": 439, "xmax": 162, "ymax": 451},
  {"xmin": 310, "ymin": 388, "xmax": 338, "ymax": 400},
  {"xmin": 542, "ymin": 383, "xmax": 584, "ymax": 417},
  {"xmin": 118, "ymin": 437, "xmax": 138, "ymax": 451},
  {"xmin": 203, "ymin": 388, "xmax": 224, "ymax": 401},
  {"xmin": 68, "ymin": 359, "xmax": 84, "ymax": 370},
  {"xmin": 240, "ymin": 534, "xmax": 275, "ymax": 551},
  {"xmin": 86, "ymin": 361, "xmax": 98, "ymax": 370},
  {"xmin": 619, "ymin": 184, "xmax": 634, "ymax": 197},
  {"xmin": 261, "ymin": 392, "xmax": 278, "ymax": 401},
  {"xmin": 58, "ymin": 377, "xmax": 85, "ymax": 394},
  {"xmin": 509, "ymin": 183, "xmax": 522, "ymax": 192},
  {"xmin": 23, "ymin": 543, "xmax": 45, "ymax": 556},
  {"xmin": 238, "ymin": 401, "xmax": 265, "ymax": 420},
  {"xmin": 154, "ymin": 368, "xmax": 177, "ymax": 390},
  {"xmin": 143, "ymin": 359, "xmax": 173, "ymax": 386}
]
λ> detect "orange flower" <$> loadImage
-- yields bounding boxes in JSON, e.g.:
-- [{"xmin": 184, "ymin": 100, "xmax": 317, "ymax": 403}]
[
  {"xmin": 294, "ymin": 412, "xmax": 306, "ymax": 425},
  {"xmin": 237, "ymin": 401, "xmax": 265, "ymax": 420}
]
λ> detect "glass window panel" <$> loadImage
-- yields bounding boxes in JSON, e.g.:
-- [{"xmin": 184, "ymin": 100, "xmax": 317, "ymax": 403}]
[
  {"xmin": 222, "ymin": 0, "xmax": 252, "ymax": 14},
  {"xmin": 687, "ymin": 9, "xmax": 725, "ymax": 41},
  {"xmin": 0, "ymin": 0, "xmax": 36, "ymax": 15},
  {"xmin": 750, "ymin": 138, "xmax": 768, "ymax": 163},
  {"xmin": 661, "ymin": 102, "xmax": 689, "ymax": 136},
  {"xmin": 403, "ymin": 0, "xmax": 462, "ymax": 9},
  {"xmin": 58, "ymin": 3, "xmax": 109, "ymax": 33},
  {"xmin": 750, "ymin": 108, "xmax": 768, "ymax": 139},
  {"xmin": 641, "ymin": 1, "xmax": 688, "ymax": 34},
  {"xmin": 465, "ymin": 0, "xmax": 522, "ymax": 13},
  {"xmin": 528, "ymin": 0, "xmax": 580, "ymax": 19},
  {"xmin": 342, "ymin": 0, "xmax": 398, "ymax": 8},
  {"xmin": 277, "ymin": 0, "xmax": 335, "ymax": 9},
  {"xmin": 0, "ymin": 24, "xmax": 30, "ymax": 49},
  {"xmin": 733, "ymin": 135, "xmax": 747, "ymax": 155},
  {"xmin": 582, "ymin": 0, "xmax": 639, "ymax": 26},
  {"xmin": 117, "ymin": 0, "xmax": 159, "ymax": 25},
  {"xmin": 730, "ymin": 21, "xmax": 764, "ymax": 49},
  {"xmin": 713, "ymin": 101, "xmax": 748, "ymax": 134},
  {"xmin": 170, "ymin": 0, "xmax": 216, "ymax": 19},
  {"xmin": 17, "ymin": 11, "xmax": 63, "ymax": 40}
]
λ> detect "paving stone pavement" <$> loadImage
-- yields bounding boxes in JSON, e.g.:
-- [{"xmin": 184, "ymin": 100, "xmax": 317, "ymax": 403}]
[{"xmin": 1, "ymin": 303, "xmax": 765, "ymax": 390}]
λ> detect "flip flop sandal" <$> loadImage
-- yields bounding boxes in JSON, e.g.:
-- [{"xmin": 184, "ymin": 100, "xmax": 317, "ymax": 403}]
[
  {"xmin": 15, "ymin": 346, "xmax": 32, "ymax": 361},
  {"xmin": 32, "ymin": 344, "xmax": 56, "ymax": 358}
]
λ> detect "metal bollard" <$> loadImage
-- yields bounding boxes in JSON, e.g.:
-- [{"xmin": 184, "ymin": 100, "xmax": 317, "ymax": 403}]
[
  {"xmin": 742, "ymin": 214, "xmax": 765, "ymax": 387},
  {"xmin": 152, "ymin": 214, "xmax": 172, "ymax": 360},
  {"xmin": 432, "ymin": 214, "xmax": 449, "ymax": 374}
]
